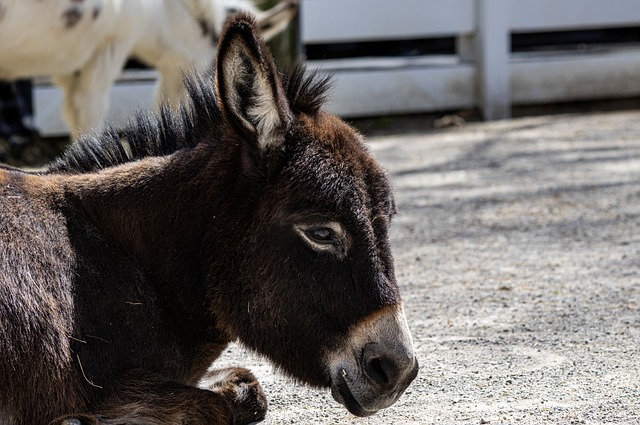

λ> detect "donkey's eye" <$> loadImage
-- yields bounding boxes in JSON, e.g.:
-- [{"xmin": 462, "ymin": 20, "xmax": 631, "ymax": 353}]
[
  {"xmin": 305, "ymin": 227, "xmax": 335, "ymax": 244},
  {"xmin": 294, "ymin": 220, "xmax": 351, "ymax": 258}
]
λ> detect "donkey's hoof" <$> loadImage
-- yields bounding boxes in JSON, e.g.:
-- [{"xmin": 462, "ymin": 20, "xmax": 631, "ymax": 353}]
[{"xmin": 201, "ymin": 367, "xmax": 268, "ymax": 424}]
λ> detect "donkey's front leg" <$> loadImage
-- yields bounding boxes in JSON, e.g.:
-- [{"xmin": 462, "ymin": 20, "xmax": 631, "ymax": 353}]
[
  {"xmin": 198, "ymin": 367, "xmax": 268, "ymax": 425},
  {"xmin": 49, "ymin": 368, "xmax": 267, "ymax": 425}
]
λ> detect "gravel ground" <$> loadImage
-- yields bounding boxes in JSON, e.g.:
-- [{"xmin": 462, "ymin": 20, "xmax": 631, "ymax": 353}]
[{"xmin": 217, "ymin": 109, "xmax": 640, "ymax": 424}]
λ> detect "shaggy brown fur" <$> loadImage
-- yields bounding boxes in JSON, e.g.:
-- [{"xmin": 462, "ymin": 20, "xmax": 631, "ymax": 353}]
[{"xmin": 0, "ymin": 13, "xmax": 417, "ymax": 425}]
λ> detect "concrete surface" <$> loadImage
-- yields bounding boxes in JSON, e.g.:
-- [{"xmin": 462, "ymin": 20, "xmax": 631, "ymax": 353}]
[{"xmin": 216, "ymin": 109, "xmax": 640, "ymax": 424}]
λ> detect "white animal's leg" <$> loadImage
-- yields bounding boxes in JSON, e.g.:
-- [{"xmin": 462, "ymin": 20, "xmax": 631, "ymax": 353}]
[
  {"xmin": 154, "ymin": 64, "xmax": 188, "ymax": 110},
  {"xmin": 53, "ymin": 73, "xmax": 82, "ymax": 135},
  {"xmin": 153, "ymin": 53, "xmax": 209, "ymax": 111},
  {"xmin": 54, "ymin": 42, "xmax": 132, "ymax": 138},
  {"xmin": 54, "ymin": 69, "xmax": 112, "ymax": 139}
]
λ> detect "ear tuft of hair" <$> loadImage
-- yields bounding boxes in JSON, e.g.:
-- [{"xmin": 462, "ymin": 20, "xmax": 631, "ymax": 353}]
[{"xmin": 282, "ymin": 65, "xmax": 333, "ymax": 116}]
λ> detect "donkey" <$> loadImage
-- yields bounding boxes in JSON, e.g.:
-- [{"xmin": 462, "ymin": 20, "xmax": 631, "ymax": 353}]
[
  {"xmin": 0, "ymin": 0, "xmax": 296, "ymax": 138},
  {"xmin": 0, "ymin": 13, "xmax": 418, "ymax": 425}
]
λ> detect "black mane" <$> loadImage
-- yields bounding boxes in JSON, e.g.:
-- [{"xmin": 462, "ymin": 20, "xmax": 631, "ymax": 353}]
[
  {"xmin": 48, "ymin": 65, "xmax": 331, "ymax": 174},
  {"xmin": 283, "ymin": 65, "xmax": 332, "ymax": 116}
]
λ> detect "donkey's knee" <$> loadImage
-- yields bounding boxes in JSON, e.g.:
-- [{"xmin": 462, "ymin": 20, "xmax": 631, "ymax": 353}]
[{"xmin": 199, "ymin": 367, "xmax": 268, "ymax": 425}]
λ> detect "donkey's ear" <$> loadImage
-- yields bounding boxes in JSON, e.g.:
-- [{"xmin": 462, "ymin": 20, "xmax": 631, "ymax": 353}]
[{"xmin": 216, "ymin": 13, "xmax": 292, "ymax": 152}]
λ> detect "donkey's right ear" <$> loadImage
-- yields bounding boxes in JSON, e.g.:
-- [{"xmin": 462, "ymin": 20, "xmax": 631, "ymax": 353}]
[{"xmin": 216, "ymin": 13, "xmax": 292, "ymax": 153}]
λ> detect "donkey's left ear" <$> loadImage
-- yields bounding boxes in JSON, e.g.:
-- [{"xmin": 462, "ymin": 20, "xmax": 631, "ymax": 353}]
[{"xmin": 216, "ymin": 13, "xmax": 292, "ymax": 152}]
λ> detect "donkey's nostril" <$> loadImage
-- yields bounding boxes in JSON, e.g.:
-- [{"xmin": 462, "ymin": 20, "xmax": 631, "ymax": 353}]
[
  {"xmin": 366, "ymin": 356, "xmax": 397, "ymax": 386},
  {"xmin": 362, "ymin": 343, "xmax": 401, "ymax": 387}
]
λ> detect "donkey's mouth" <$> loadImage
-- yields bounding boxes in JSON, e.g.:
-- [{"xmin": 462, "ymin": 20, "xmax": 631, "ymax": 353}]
[
  {"xmin": 326, "ymin": 304, "xmax": 419, "ymax": 416},
  {"xmin": 330, "ymin": 372, "xmax": 378, "ymax": 417}
]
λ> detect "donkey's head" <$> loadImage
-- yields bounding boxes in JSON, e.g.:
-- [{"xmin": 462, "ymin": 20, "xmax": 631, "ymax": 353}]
[{"xmin": 211, "ymin": 14, "xmax": 418, "ymax": 417}]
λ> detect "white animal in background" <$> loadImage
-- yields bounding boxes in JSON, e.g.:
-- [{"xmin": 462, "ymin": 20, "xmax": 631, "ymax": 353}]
[{"xmin": 0, "ymin": 0, "xmax": 297, "ymax": 137}]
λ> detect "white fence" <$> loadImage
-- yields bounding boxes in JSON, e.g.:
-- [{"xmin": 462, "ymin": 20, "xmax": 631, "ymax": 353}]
[
  {"xmin": 34, "ymin": 0, "xmax": 640, "ymax": 135},
  {"xmin": 301, "ymin": 0, "xmax": 640, "ymax": 119}
]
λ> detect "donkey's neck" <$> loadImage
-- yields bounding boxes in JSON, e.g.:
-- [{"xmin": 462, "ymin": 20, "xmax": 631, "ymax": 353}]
[{"xmin": 61, "ymin": 145, "xmax": 237, "ymax": 343}]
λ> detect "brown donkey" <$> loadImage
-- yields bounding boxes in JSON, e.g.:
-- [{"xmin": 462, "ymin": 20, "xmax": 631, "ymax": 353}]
[{"xmin": 0, "ymin": 13, "xmax": 418, "ymax": 425}]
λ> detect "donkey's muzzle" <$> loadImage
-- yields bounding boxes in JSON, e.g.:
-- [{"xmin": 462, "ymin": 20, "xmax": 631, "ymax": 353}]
[
  {"xmin": 331, "ymin": 355, "xmax": 418, "ymax": 417},
  {"xmin": 327, "ymin": 304, "xmax": 418, "ymax": 417},
  {"xmin": 363, "ymin": 341, "xmax": 418, "ymax": 390}
]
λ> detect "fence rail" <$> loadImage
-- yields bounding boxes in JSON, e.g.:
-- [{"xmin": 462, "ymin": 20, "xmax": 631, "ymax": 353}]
[{"xmin": 302, "ymin": 0, "xmax": 640, "ymax": 119}]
